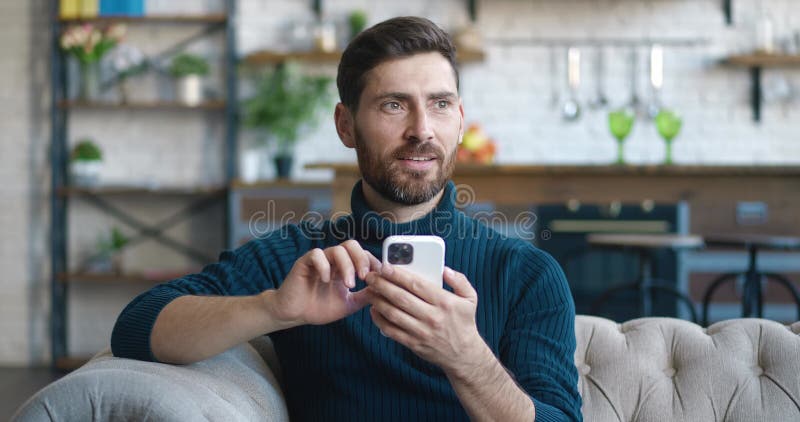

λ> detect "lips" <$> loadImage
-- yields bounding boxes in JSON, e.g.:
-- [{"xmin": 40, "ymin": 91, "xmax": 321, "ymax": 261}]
[{"xmin": 399, "ymin": 156, "xmax": 436, "ymax": 161}]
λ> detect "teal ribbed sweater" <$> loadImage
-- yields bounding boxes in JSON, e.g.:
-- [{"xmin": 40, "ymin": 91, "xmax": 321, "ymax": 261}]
[{"xmin": 111, "ymin": 180, "xmax": 582, "ymax": 421}]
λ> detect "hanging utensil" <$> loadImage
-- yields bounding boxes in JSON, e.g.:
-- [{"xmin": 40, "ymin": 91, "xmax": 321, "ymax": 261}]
[
  {"xmin": 562, "ymin": 47, "xmax": 581, "ymax": 121},
  {"xmin": 548, "ymin": 46, "xmax": 560, "ymax": 109},
  {"xmin": 627, "ymin": 47, "xmax": 645, "ymax": 119},
  {"xmin": 589, "ymin": 46, "xmax": 609, "ymax": 110},
  {"xmin": 647, "ymin": 44, "xmax": 664, "ymax": 118}
]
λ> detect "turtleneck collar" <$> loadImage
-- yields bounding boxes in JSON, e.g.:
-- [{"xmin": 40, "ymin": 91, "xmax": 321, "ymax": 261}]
[{"xmin": 340, "ymin": 179, "xmax": 459, "ymax": 244}]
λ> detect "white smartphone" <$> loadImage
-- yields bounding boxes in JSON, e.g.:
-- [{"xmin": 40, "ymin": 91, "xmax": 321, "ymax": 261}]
[{"xmin": 382, "ymin": 235, "xmax": 445, "ymax": 287}]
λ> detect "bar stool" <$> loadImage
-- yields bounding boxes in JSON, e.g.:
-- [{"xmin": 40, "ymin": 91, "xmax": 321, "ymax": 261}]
[
  {"xmin": 701, "ymin": 234, "xmax": 800, "ymax": 326},
  {"xmin": 588, "ymin": 234, "xmax": 704, "ymax": 322}
]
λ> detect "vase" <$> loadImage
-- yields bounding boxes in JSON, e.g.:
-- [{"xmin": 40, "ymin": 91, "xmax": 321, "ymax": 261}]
[
  {"xmin": 274, "ymin": 155, "xmax": 294, "ymax": 179},
  {"xmin": 176, "ymin": 75, "xmax": 203, "ymax": 106},
  {"xmin": 239, "ymin": 149, "xmax": 262, "ymax": 184},
  {"xmin": 70, "ymin": 160, "xmax": 102, "ymax": 187},
  {"xmin": 78, "ymin": 61, "xmax": 101, "ymax": 101}
]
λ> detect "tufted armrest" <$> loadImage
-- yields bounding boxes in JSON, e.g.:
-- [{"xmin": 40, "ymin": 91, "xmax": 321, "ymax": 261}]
[
  {"xmin": 12, "ymin": 337, "xmax": 289, "ymax": 422},
  {"xmin": 575, "ymin": 316, "xmax": 800, "ymax": 422}
]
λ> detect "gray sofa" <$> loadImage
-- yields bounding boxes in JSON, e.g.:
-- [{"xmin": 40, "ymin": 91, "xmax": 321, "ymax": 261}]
[{"xmin": 14, "ymin": 316, "xmax": 800, "ymax": 421}]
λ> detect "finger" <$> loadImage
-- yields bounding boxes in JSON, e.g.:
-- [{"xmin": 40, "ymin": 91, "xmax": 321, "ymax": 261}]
[
  {"xmin": 365, "ymin": 271, "xmax": 435, "ymax": 321},
  {"xmin": 444, "ymin": 267, "xmax": 477, "ymax": 300},
  {"xmin": 370, "ymin": 305, "xmax": 413, "ymax": 344},
  {"xmin": 339, "ymin": 239, "xmax": 370, "ymax": 279},
  {"xmin": 380, "ymin": 264, "xmax": 439, "ymax": 304},
  {"xmin": 366, "ymin": 250, "xmax": 382, "ymax": 273},
  {"xmin": 325, "ymin": 245, "xmax": 356, "ymax": 288},
  {"xmin": 346, "ymin": 287, "xmax": 374, "ymax": 313},
  {"xmin": 306, "ymin": 248, "xmax": 331, "ymax": 283}
]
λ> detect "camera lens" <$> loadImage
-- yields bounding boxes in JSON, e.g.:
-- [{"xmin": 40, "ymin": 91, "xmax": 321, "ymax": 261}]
[{"xmin": 388, "ymin": 243, "xmax": 413, "ymax": 265}]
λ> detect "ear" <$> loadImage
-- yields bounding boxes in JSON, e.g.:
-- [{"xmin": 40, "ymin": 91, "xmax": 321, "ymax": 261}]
[{"xmin": 334, "ymin": 103, "xmax": 356, "ymax": 149}]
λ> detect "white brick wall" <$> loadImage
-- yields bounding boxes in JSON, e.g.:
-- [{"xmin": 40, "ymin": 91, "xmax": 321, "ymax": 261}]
[
  {"xmin": 237, "ymin": 0, "xmax": 800, "ymax": 179},
  {"xmin": 2, "ymin": 0, "xmax": 800, "ymax": 365}
]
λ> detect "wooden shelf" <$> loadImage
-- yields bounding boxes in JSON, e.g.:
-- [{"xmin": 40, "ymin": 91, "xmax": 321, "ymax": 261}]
[
  {"xmin": 230, "ymin": 179, "xmax": 331, "ymax": 190},
  {"xmin": 59, "ymin": 185, "xmax": 227, "ymax": 197},
  {"xmin": 58, "ymin": 14, "xmax": 227, "ymax": 24},
  {"xmin": 59, "ymin": 100, "xmax": 226, "ymax": 111},
  {"xmin": 721, "ymin": 53, "xmax": 800, "ymax": 122},
  {"xmin": 724, "ymin": 53, "xmax": 800, "ymax": 68},
  {"xmin": 58, "ymin": 270, "xmax": 194, "ymax": 284},
  {"xmin": 242, "ymin": 48, "xmax": 486, "ymax": 66}
]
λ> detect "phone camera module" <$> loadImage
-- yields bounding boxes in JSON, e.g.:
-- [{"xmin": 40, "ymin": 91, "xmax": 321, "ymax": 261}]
[{"xmin": 388, "ymin": 243, "xmax": 413, "ymax": 265}]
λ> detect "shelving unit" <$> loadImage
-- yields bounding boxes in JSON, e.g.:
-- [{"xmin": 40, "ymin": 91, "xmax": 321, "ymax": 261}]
[
  {"xmin": 243, "ymin": 48, "xmax": 486, "ymax": 66},
  {"xmin": 58, "ymin": 100, "xmax": 227, "ymax": 110},
  {"xmin": 723, "ymin": 53, "xmax": 800, "ymax": 122},
  {"xmin": 58, "ymin": 14, "xmax": 228, "ymax": 24},
  {"xmin": 49, "ymin": 0, "xmax": 238, "ymax": 370}
]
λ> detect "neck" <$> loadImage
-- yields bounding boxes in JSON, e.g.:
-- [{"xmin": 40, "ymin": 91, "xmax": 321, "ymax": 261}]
[{"xmin": 361, "ymin": 181, "xmax": 445, "ymax": 223}]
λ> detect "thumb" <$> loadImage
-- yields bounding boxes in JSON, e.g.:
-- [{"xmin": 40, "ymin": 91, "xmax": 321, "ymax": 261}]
[
  {"xmin": 347, "ymin": 287, "xmax": 374, "ymax": 313},
  {"xmin": 443, "ymin": 267, "xmax": 476, "ymax": 300}
]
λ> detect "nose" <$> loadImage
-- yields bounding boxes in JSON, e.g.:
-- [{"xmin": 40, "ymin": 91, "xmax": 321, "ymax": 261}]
[{"xmin": 404, "ymin": 108, "xmax": 435, "ymax": 143}]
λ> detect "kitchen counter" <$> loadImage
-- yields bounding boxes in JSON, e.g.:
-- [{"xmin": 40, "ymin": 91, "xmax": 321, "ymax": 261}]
[
  {"xmin": 306, "ymin": 163, "xmax": 800, "ymax": 236},
  {"xmin": 308, "ymin": 163, "xmax": 800, "ymax": 177}
]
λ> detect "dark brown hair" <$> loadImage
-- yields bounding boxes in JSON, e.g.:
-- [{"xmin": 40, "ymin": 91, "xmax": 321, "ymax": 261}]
[{"xmin": 336, "ymin": 16, "xmax": 459, "ymax": 111}]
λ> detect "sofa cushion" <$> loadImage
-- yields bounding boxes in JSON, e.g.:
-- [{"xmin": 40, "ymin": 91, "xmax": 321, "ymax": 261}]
[{"xmin": 575, "ymin": 316, "xmax": 800, "ymax": 422}]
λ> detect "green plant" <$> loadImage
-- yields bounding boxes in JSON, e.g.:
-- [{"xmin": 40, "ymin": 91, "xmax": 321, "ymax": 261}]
[
  {"xmin": 241, "ymin": 63, "xmax": 333, "ymax": 156},
  {"xmin": 97, "ymin": 227, "xmax": 129, "ymax": 254},
  {"xmin": 169, "ymin": 53, "xmax": 209, "ymax": 78},
  {"xmin": 71, "ymin": 139, "xmax": 102, "ymax": 162},
  {"xmin": 348, "ymin": 10, "xmax": 368, "ymax": 39}
]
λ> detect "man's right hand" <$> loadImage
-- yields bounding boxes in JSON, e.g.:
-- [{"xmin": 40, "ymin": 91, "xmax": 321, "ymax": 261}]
[
  {"xmin": 150, "ymin": 239, "xmax": 381, "ymax": 364},
  {"xmin": 264, "ymin": 240, "xmax": 381, "ymax": 328}
]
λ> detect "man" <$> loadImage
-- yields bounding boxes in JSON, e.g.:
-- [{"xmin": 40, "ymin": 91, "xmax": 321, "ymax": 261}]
[{"xmin": 112, "ymin": 16, "xmax": 582, "ymax": 421}]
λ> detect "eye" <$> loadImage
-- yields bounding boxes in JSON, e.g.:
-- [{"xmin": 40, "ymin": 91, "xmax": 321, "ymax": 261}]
[
  {"xmin": 382, "ymin": 101, "xmax": 402, "ymax": 111},
  {"xmin": 435, "ymin": 100, "xmax": 451, "ymax": 109}
]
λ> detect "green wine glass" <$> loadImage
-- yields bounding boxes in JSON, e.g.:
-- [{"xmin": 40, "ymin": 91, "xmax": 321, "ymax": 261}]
[
  {"xmin": 608, "ymin": 108, "xmax": 635, "ymax": 165},
  {"xmin": 655, "ymin": 109, "xmax": 682, "ymax": 165}
]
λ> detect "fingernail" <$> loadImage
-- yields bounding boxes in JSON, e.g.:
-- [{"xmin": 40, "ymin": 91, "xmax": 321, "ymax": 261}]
[
  {"xmin": 361, "ymin": 267, "xmax": 369, "ymax": 279},
  {"xmin": 380, "ymin": 330, "xmax": 387, "ymax": 337},
  {"xmin": 444, "ymin": 267, "xmax": 454, "ymax": 276}
]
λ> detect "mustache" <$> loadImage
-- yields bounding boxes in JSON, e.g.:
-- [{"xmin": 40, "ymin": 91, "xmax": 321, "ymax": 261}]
[{"xmin": 391, "ymin": 143, "xmax": 444, "ymax": 160}]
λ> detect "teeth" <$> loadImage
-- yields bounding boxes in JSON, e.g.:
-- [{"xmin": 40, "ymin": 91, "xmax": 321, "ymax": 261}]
[{"xmin": 404, "ymin": 157, "xmax": 432, "ymax": 161}]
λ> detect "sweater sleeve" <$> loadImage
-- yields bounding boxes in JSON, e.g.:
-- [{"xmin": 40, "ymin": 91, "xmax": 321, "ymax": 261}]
[
  {"xmin": 499, "ymin": 243, "xmax": 582, "ymax": 422},
  {"xmin": 110, "ymin": 229, "xmax": 299, "ymax": 362}
]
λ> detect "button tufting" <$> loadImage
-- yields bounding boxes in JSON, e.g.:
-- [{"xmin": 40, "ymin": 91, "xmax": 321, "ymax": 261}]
[
  {"xmin": 664, "ymin": 367, "xmax": 676, "ymax": 378},
  {"xmin": 580, "ymin": 364, "xmax": 591, "ymax": 375},
  {"xmin": 753, "ymin": 366, "xmax": 764, "ymax": 376}
]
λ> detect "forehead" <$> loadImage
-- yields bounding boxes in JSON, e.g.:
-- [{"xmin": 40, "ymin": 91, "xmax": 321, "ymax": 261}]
[{"xmin": 361, "ymin": 52, "xmax": 458, "ymax": 97}]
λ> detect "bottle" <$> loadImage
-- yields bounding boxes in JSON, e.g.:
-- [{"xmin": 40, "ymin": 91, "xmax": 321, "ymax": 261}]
[{"xmin": 755, "ymin": 7, "xmax": 775, "ymax": 54}]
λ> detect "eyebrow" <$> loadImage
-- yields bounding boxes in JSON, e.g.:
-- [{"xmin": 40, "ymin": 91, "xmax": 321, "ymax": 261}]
[{"xmin": 373, "ymin": 91, "xmax": 458, "ymax": 102}]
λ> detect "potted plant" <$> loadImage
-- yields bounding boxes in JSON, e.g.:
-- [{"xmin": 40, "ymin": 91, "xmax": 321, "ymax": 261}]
[
  {"xmin": 70, "ymin": 138, "xmax": 103, "ymax": 187},
  {"xmin": 84, "ymin": 227, "xmax": 129, "ymax": 274},
  {"xmin": 241, "ymin": 63, "xmax": 333, "ymax": 179},
  {"xmin": 169, "ymin": 53, "xmax": 209, "ymax": 106}
]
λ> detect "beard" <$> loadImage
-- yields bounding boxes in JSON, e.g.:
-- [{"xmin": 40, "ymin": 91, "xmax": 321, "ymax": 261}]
[{"xmin": 354, "ymin": 124, "xmax": 457, "ymax": 206}]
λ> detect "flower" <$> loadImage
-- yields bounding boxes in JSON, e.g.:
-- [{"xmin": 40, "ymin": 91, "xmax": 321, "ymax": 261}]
[{"xmin": 60, "ymin": 23, "xmax": 127, "ymax": 64}]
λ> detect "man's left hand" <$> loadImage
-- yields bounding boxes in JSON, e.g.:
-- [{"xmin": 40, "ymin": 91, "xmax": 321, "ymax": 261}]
[{"xmin": 364, "ymin": 264, "xmax": 488, "ymax": 374}]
